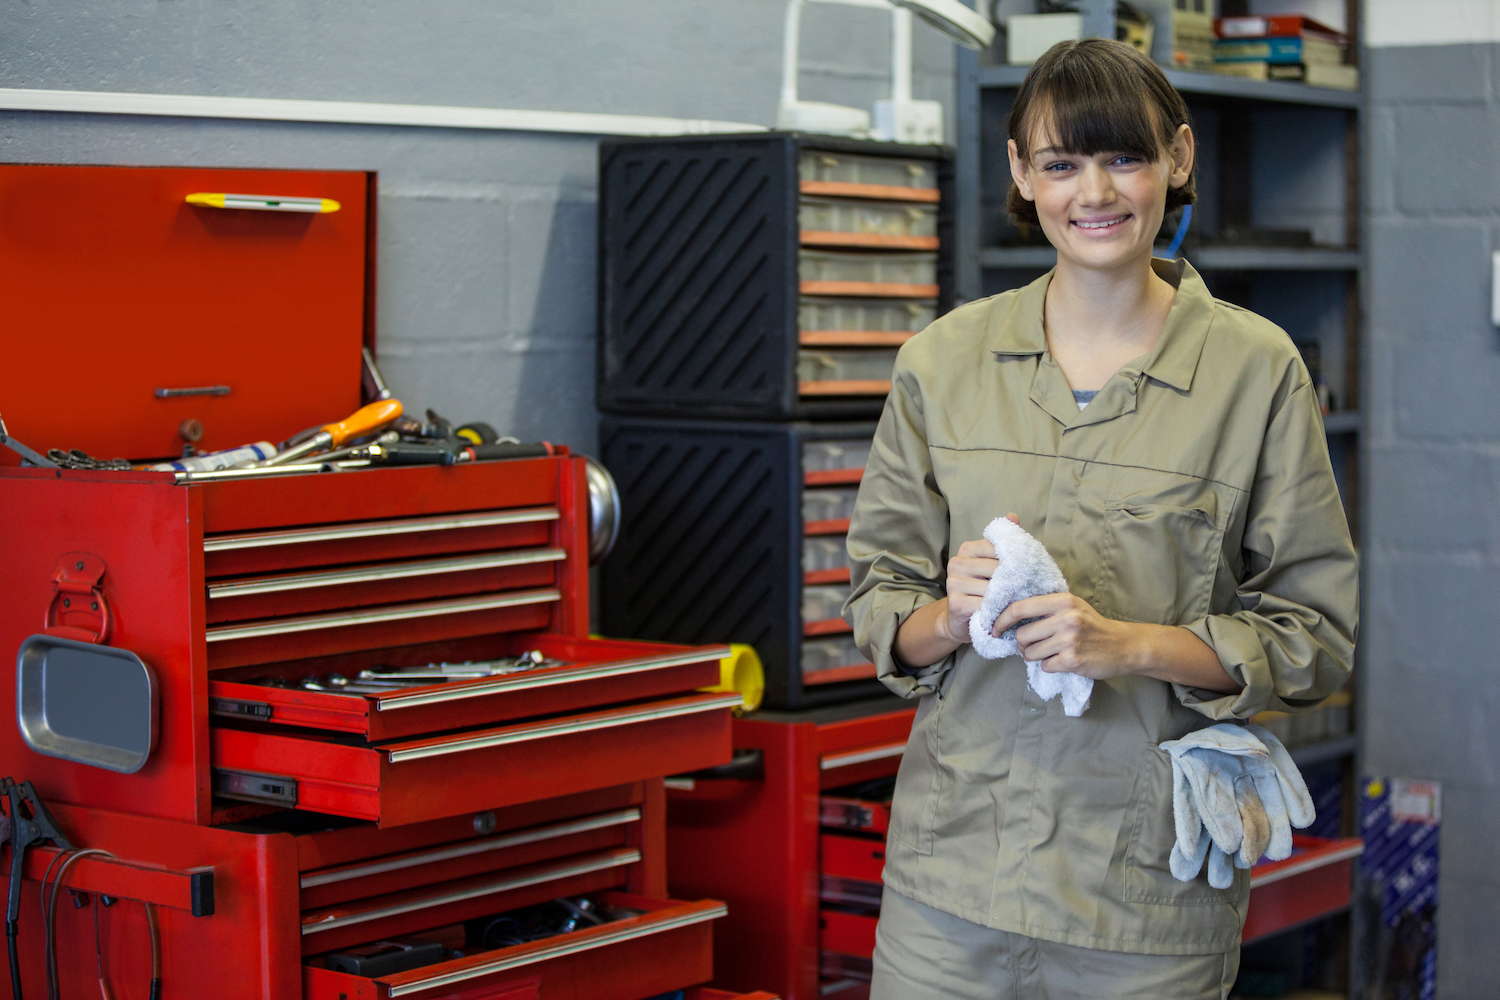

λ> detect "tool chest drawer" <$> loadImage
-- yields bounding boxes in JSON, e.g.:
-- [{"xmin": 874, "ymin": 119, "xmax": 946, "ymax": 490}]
[
  {"xmin": 209, "ymin": 634, "xmax": 727, "ymax": 741},
  {"xmin": 302, "ymin": 892, "xmax": 724, "ymax": 1000},
  {"xmin": 213, "ymin": 689, "xmax": 738, "ymax": 826}
]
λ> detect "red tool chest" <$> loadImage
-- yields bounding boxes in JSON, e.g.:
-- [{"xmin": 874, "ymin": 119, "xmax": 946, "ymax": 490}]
[{"xmin": 0, "ymin": 164, "xmax": 741, "ymax": 1000}]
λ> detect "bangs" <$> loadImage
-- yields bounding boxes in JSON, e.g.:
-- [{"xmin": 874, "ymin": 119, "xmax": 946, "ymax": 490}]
[{"xmin": 1010, "ymin": 40, "xmax": 1186, "ymax": 163}]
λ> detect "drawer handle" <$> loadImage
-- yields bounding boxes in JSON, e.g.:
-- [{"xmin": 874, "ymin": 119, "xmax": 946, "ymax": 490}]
[
  {"xmin": 208, "ymin": 547, "xmax": 566, "ymax": 599},
  {"xmin": 301, "ymin": 847, "xmax": 641, "ymax": 937},
  {"xmin": 386, "ymin": 900, "xmax": 728, "ymax": 996},
  {"xmin": 300, "ymin": 807, "xmax": 641, "ymax": 889},
  {"xmin": 203, "ymin": 506, "xmax": 559, "ymax": 553},
  {"xmin": 374, "ymin": 647, "xmax": 732, "ymax": 712},
  {"xmin": 154, "ymin": 385, "xmax": 231, "ymax": 398},
  {"xmin": 383, "ymin": 692, "xmax": 742, "ymax": 763},
  {"xmin": 821, "ymin": 740, "xmax": 905, "ymax": 771},
  {"xmin": 204, "ymin": 588, "xmax": 560, "ymax": 643}
]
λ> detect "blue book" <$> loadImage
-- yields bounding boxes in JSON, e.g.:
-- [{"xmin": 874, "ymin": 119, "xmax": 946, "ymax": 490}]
[{"xmin": 1213, "ymin": 35, "xmax": 1343, "ymax": 65}]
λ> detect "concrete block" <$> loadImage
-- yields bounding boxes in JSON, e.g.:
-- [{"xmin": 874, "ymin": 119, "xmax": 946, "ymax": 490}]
[
  {"xmin": 1394, "ymin": 104, "xmax": 1500, "ymax": 214},
  {"xmin": 1363, "ymin": 42, "xmax": 1491, "ymax": 106},
  {"xmin": 506, "ymin": 197, "xmax": 596, "ymax": 344},
  {"xmin": 1365, "ymin": 445, "xmax": 1500, "ymax": 554},
  {"xmin": 1433, "ymin": 780, "xmax": 1500, "ymax": 1000},
  {"xmin": 377, "ymin": 194, "xmax": 510, "ymax": 344},
  {"xmin": 1362, "ymin": 559, "xmax": 1500, "ymax": 786},
  {"xmin": 1392, "ymin": 336, "xmax": 1500, "ymax": 440},
  {"xmin": 1366, "ymin": 221, "xmax": 1491, "ymax": 341},
  {"xmin": 1365, "ymin": 107, "xmax": 1397, "ymax": 218}
]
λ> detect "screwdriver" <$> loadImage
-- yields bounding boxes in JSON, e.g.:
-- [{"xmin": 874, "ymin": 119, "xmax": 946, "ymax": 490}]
[{"xmin": 248, "ymin": 400, "xmax": 403, "ymax": 468}]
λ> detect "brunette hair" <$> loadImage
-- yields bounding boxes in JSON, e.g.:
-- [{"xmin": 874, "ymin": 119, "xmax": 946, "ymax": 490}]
[{"xmin": 1006, "ymin": 38, "xmax": 1195, "ymax": 226}]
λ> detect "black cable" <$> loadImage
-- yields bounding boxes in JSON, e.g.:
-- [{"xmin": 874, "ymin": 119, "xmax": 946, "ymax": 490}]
[
  {"xmin": 8, "ymin": 925, "xmax": 23, "ymax": 1000},
  {"xmin": 43, "ymin": 849, "xmax": 111, "ymax": 1000},
  {"xmin": 144, "ymin": 902, "xmax": 160, "ymax": 1000},
  {"xmin": 38, "ymin": 847, "xmax": 79, "ymax": 1000}
]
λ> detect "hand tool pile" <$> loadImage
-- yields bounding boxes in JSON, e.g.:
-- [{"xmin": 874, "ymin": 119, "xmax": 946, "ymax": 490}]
[
  {"xmin": 0, "ymin": 403, "xmax": 552, "ymax": 482},
  {"xmin": 318, "ymin": 895, "xmax": 642, "ymax": 977},
  {"xmin": 244, "ymin": 651, "xmax": 571, "ymax": 697}
]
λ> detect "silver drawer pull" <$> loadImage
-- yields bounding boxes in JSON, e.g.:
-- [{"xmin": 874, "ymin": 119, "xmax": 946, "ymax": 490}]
[
  {"xmin": 204, "ymin": 588, "xmax": 560, "ymax": 643},
  {"xmin": 208, "ymin": 548, "xmax": 565, "ymax": 599},
  {"xmin": 383, "ymin": 693, "xmax": 742, "ymax": 763},
  {"xmin": 204, "ymin": 506, "xmax": 559, "ymax": 553},
  {"xmin": 374, "ymin": 646, "xmax": 732, "ymax": 712},
  {"xmin": 300, "ymin": 808, "xmax": 641, "ymax": 889},
  {"xmin": 387, "ymin": 900, "xmax": 728, "ymax": 996},
  {"xmin": 154, "ymin": 385, "xmax": 231, "ymax": 398},
  {"xmin": 300, "ymin": 847, "xmax": 641, "ymax": 936},
  {"xmin": 821, "ymin": 740, "xmax": 905, "ymax": 771}
]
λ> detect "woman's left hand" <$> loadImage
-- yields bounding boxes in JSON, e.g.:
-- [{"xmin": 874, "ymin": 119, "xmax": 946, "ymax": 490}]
[{"xmin": 991, "ymin": 593, "xmax": 1139, "ymax": 680}]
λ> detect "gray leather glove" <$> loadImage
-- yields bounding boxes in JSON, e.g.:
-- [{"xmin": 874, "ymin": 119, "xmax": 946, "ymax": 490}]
[{"xmin": 1161, "ymin": 723, "xmax": 1315, "ymax": 889}]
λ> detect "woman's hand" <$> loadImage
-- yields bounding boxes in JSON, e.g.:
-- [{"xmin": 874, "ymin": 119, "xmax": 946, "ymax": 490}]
[
  {"xmin": 893, "ymin": 514, "xmax": 1020, "ymax": 668},
  {"xmin": 991, "ymin": 592, "xmax": 1245, "ymax": 693},
  {"xmin": 992, "ymin": 592, "xmax": 1137, "ymax": 680}
]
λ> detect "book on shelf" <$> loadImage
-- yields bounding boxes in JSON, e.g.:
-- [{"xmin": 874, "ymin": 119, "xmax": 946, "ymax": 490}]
[
  {"xmin": 1211, "ymin": 60, "xmax": 1359, "ymax": 91},
  {"xmin": 1215, "ymin": 14, "xmax": 1347, "ymax": 45},
  {"xmin": 1213, "ymin": 34, "xmax": 1346, "ymax": 66}
]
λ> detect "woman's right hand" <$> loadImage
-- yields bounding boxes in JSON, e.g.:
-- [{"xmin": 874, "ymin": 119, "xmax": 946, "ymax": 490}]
[{"xmin": 937, "ymin": 513, "xmax": 1020, "ymax": 644}]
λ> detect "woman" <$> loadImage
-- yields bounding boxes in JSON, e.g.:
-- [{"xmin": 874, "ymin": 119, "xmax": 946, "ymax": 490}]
[{"xmin": 845, "ymin": 38, "xmax": 1358, "ymax": 999}]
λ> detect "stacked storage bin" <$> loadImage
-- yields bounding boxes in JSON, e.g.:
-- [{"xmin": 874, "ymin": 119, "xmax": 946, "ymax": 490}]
[{"xmin": 597, "ymin": 133, "xmax": 954, "ymax": 710}]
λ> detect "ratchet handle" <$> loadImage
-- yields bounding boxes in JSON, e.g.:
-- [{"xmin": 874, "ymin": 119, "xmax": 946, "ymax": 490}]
[
  {"xmin": 464, "ymin": 442, "xmax": 553, "ymax": 462},
  {"xmin": 323, "ymin": 399, "xmax": 403, "ymax": 448},
  {"xmin": 371, "ymin": 443, "xmax": 457, "ymax": 466}
]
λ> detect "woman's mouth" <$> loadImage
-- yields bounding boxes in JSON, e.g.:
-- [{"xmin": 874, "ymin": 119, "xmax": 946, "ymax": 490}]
[{"xmin": 1071, "ymin": 214, "xmax": 1130, "ymax": 231}]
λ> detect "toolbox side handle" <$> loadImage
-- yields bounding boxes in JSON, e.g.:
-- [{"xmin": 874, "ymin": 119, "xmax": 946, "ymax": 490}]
[
  {"xmin": 382, "ymin": 693, "xmax": 743, "ymax": 763},
  {"xmin": 207, "ymin": 547, "xmax": 566, "ymax": 599},
  {"xmin": 373, "ymin": 647, "xmax": 732, "ymax": 712},
  {"xmin": 300, "ymin": 847, "xmax": 642, "ymax": 937},
  {"xmin": 203, "ymin": 506, "xmax": 559, "ymax": 553},
  {"xmin": 383, "ymin": 899, "xmax": 728, "ymax": 996},
  {"xmin": 204, "ymin": 588, "xmax": 560, "ymax": 643},
  {"xmin": 299, "ymin": 807, "xmax": 642, "ymax": 889}
]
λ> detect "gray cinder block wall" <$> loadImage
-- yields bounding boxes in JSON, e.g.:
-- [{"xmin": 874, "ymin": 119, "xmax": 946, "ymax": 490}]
[
  {"xmin": 1363, "ymin": 39, "xmax": 1500, "ymax": 1000},
  {"xmin": 0, "ymin": 1, "xmax": 954, "ymax": 455}
]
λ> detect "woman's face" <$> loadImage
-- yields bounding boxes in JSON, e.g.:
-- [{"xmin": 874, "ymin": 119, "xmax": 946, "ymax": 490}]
[{"xmin": 1008, "ymin": 117, "xmax": 1193, "ymax": 273}]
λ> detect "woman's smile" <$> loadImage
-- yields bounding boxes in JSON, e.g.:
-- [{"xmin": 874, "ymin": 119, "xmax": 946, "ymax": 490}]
[{"xmin": 1071, "ymin": 213, "xmax": 1132, "ymax": 232}]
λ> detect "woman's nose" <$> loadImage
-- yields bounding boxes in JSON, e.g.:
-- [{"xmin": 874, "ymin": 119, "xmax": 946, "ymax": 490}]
[{"xmin": 1077, "ymin": 163, "xmax": 1115, "ymax": 206}]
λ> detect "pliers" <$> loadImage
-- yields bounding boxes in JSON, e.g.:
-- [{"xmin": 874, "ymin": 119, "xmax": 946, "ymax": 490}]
[{"xmin": 1, "ymin": 778, "xmax": 73, "ymax": 1000}]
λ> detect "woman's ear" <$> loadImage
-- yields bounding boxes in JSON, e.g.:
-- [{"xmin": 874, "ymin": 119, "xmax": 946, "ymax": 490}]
[
  {"xmin": 1168, "ymin": 123, "xmax": 1195, "ymax": 190},
  {"xmin": 1007, "ymin": 138, "xmax": 1035, "ymax": 203}
]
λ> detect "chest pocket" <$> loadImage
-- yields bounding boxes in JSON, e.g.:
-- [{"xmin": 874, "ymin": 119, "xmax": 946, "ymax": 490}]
[{"xmin": 1091, "ymin": 470, "xmax": 1231, "ymax": 626}]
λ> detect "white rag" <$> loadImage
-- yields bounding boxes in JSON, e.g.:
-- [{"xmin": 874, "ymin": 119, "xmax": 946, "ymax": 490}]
[{"xmin": 967, "ymin": 516, "xmax": 1093, "ymax": 717}]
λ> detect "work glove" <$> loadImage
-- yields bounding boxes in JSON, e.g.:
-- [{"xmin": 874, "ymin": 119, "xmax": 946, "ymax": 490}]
[{"xmin": 1161, "ymin": 723, "xmax": 1315, "ymax": 889}]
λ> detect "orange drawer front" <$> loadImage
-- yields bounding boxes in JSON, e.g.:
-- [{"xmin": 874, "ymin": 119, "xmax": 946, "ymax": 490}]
[
  {"xmin": 821, "ymin": 834, "xmax": 885, "ymax": 883},
  {"xmin": 301, "ymin": 893, "xmax": 724, "ymax": 1000},
  {"xmin": 820, "ymin": 908, "xmax": 878, "ymax": 960},
  {"xmin": 212, "ymin": 692, "xmax": 739, "ymax": 827},
  {"xmin": 209, "ymin": 634, "xmax": 726, "ymax": 742}
]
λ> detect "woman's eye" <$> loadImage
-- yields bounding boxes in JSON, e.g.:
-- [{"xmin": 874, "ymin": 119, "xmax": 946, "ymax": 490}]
[
  {"xmin": 1112, "ymin": 155, "xmax": 1141, "ymax": 166},
  {"xmin": 1043, "ymin": 161, "xmax": 1073, "ymax": 173}
]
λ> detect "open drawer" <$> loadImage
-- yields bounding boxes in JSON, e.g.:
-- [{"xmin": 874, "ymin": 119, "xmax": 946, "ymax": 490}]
[
  {"xmin": 209, "ymin": 634, "xmax": 728, "ymax": 741},
  {"xmin": 302, "ymin": 892, "xmax": 724, "ymax": 1000},
  {"xmin": 213, "ymin": 691, "xmax": 739, "ymax": 826}
]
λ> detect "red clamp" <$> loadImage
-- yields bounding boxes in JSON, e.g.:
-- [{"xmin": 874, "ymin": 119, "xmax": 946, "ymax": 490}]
[{"xmin": 44, "ymin": 552, "xmax": 111, "ymax": 644}]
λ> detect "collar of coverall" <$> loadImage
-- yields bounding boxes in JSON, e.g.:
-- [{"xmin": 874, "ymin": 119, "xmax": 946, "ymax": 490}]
[{"xmin": 985, "ymin": 255, "xmax": 1215, "ymax": 394}]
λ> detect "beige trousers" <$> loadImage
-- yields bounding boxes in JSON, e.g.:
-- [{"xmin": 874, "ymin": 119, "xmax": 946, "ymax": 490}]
[{"xmin": 870, "ymin": 888, "xmax": 1239, "ymax": 1000}]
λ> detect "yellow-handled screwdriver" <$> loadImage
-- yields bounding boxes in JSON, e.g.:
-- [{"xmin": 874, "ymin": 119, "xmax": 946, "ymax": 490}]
[{"xmin": 251, "ymin": 399, "xmax": 404, "ymax": 468}]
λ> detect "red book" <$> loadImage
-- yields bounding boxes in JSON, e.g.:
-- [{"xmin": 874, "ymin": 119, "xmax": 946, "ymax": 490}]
[{"xmin": 1215, "ymin": 14, "xmax": 1346, "ymax": 44}]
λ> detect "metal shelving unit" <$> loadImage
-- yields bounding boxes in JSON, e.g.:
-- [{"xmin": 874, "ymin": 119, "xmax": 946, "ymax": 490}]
[{"xmin": 978, "ymin": 62, "xmax": 1360, "ymax": 108}]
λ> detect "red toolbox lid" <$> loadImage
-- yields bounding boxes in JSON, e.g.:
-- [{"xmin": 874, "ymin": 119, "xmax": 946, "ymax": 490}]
[{"xmin": 0, "ymin": 164, "xmax": 372, "ymax": 461}]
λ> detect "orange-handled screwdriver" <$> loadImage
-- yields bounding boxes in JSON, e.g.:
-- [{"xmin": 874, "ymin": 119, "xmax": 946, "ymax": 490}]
[{"xmin": 257, "ymin": 399, "xmax": 403, "ymax": 467}]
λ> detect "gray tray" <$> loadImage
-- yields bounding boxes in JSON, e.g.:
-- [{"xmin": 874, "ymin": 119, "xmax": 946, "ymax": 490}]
[{"xmin": 17, "ymin": 634, "xmax": 157, "ymax": 773}]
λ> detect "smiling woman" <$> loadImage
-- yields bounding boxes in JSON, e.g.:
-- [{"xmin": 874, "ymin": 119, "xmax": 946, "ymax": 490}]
[{"xmin": 845, "ymin": 37, "xmax": 1359, "ymax": 1000}]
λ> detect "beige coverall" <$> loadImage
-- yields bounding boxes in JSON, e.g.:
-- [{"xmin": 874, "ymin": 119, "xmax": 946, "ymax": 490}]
[{"xmin": 844, "ymin": 259, "xmax": 1359, "ymax": 997}]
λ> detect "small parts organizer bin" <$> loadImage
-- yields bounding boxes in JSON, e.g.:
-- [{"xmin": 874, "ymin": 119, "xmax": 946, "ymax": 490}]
[
  {"xmin": 598, "ymin": 133, "xmax": 953, "ymax": 422},
  {"xmin": 0, "ymin": 163, "xmax": 739, "ymax": 999},
  {"xmin": 600, "ymin": 418, "xmax": 882, "ymax": 711}
]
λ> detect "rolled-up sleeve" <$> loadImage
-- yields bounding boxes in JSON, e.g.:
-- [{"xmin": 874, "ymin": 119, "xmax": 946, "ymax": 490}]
[
  {"xmin": 1179, "ymin": 379, "xmax": 1359, "ymax": 719},
  {"xmin": 843, "ymin": 353, "xmax": 954, "ymax": 698}
]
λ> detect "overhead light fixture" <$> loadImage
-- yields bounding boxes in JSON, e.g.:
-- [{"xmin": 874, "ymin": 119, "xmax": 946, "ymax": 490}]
[{"xmin": 777, "ymin": 0, "xmax": 995, "ymax": 141}]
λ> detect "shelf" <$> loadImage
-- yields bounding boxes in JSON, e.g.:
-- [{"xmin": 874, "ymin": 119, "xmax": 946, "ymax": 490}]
[
  {"xmin": 1288, "ymin": 734, "xmax": 1358, "ymax": 768},
  {"xmin": 1322, "ymin": 411, "xmax": 1360, "ymax": 435},
  {"xmin": 979, "ymin": 63, "xmax": 1359, "ymax": 109},
  {"xmin": 980, "ymin": 246, "xmax": 1359, "ymax": 272}
]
